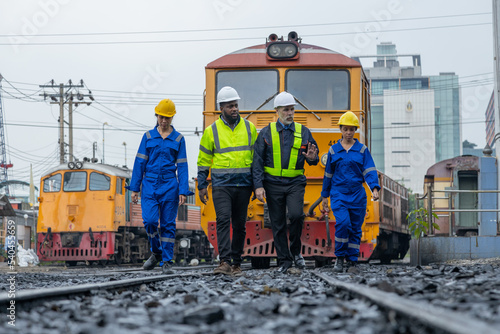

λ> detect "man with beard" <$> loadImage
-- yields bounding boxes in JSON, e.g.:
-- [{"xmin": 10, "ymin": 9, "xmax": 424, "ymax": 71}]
[
  {"xmin": 253, "ymin": 91, "xmax": 319, "ymax": 274},
  {"xmin": 197, "ymin": 86, "xmax": 257, "ymax": 276}
]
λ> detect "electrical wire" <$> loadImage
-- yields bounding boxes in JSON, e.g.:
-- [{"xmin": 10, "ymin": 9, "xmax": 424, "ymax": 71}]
[
  {"xmin": 0, "ymin": 12, "xmax": 490, "ymax": 38},
  {"xmin": 0, "ymin": 22, "xmax": 490, "ymax": 46}
]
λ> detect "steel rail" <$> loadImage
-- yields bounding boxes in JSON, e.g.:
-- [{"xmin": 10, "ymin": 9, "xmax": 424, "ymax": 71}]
[
  {"xmin": 314, "ymin": 271, "xmax": 498, "ymax": 334},
  {"xmin": 0, "ymin": 271, "xmax": 210, "ymax": 307}
]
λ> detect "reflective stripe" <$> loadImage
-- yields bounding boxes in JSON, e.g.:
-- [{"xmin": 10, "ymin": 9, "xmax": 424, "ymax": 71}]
[
  {"xmin": 198, "ymin": 166, "xmax": 210, "ymax": 171},
  {"xmin": 161, "ymin": 237, "xmax": 175, "ymax": 243},
  {"xmin": 348, "ymin": 243, "xmax": 360, "ymax": 249},
  {"xmin": 211, "ymin": 123, "xmax": 220, "ymax": 151},
  {"xmin": 176, "ymin": 158, "xmax": 187, "ymax": 163},
  {"xmin": 335, "ymin": 236, "xmax": 348, "ymax": 243},
  {"xmin": 363, "ymin": 167, "xmax": 377, "ymax": 176},
  {"xmin": 211, "ymin": 167, "xmax": 251, "ymax": 174},
  {"xmin": 244, "ymin": 119, "xmax": 252, "ymax": 147},
  {"xmin": 360, "ymin": 144, "xmax": 367, "ymax": 154},
  {"xmin": 147, "ymin": 231, "xmax": 158, "ymax": 238},
  {"xmin": 329, "ymin": 146, "xmax": 335, "ymax": 155},
  {"xmin": 136, "ymin": 153, "xmax": 148, "ymax": 160},
  {"xmin": 215, "ymin": 145, "xmax": 253, "ymax": 154},
  {"xmin": 264, "ymin": 166, "xmax": 304, "ymax": 177},
  {"xmin": 199, "ymin": 145, "xmax": 213, "ymax": 155},
  {"xmin": 175, "ymin": 134, "xmax": 183, "ymax": 142},
  {"xmin": 265, "ymin": 122, "xmax": 304, "ymax": 177},
  {"xmin": 324, "ymin": 172, "xmax": 333, "ymax": 178},
  {"xmin": 146, "ymin": 131, "xmax": 151, "ymax": 139}
]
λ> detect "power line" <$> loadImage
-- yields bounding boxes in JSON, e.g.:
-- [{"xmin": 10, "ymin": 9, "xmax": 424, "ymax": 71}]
[
  {"xmin": 0, "ymin": 12, "xmax": 490, "ymax": 38},
  {"xmin": 0, "ymin": 22, "xmax": 490, "ymax": 46}
]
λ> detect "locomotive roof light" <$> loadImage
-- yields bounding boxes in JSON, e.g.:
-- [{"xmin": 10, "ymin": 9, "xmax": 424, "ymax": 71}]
[
  {"xmin": 68, "ymin": 162, "xmax": 76, "ymax": 170},
  {"xmin": 75, "ymin": 161, "xmax": 83, "ymax": 169},
  {"xmin": 266, "ymin": 41, "xmax": 299, "ymax": 59}
]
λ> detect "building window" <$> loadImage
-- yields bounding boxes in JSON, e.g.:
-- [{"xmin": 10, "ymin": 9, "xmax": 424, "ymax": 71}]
[
  {"xmin": 392, "ymin": 165, "xmax": 411, "ymax": 168},
  {"xmin": 392, "ymin": 151, "xmax": 410, "ymax": 153},
  {"xmin": 391, "ymin": 137, "xmax": 410, "ymax": 139}
]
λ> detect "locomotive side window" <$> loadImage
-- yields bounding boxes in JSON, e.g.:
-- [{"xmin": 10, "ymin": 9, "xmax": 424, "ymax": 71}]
[
  {"xmin": 116, "ymin": 178, "xmax": 123, "ymax": 194},
  {"xmin": 216, "ymin": 70, "xmax": 279, "ymax": 110},
  {"xmin": 43, "ymin": 173, "xmax": 62, "ymax": 192},
  {"xmin": 63, "ymin": 171, "xmax": 87, "ymax": 192},
  {"xmin": 285, "ymin": 69, "xmax": 350, "ymax": 110},
  {"xmin": 89, "ymin": 172, "xmax": 111, "ymax": 191}
]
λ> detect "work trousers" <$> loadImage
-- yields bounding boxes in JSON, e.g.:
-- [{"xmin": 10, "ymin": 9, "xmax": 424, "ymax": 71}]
[
  {"xmin": 264, "ymin": 181, "xmax": 305, "ymax": 266},
  {"xmin": 212, "ymin": 186, "xmax": 253, "ymax": 265},
  {"xmin": 141, "ymin": 176, "xmax": 179, "ymax": 263},
  {"xmin": 331, "ymin": 202, "xmax": 366, "ymax": 262}
]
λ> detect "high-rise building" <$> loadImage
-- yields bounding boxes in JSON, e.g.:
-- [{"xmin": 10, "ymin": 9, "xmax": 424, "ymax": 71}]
[{"xmin": 353, "ymin": 42, "xmax": 461, "ymax": 193}]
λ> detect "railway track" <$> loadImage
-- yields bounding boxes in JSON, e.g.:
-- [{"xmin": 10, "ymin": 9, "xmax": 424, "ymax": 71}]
[
  {"xmin": 314, "ymin": 272, "xmax": 498, "ymax": 334},
  {"xmin": 2, "ymin": 263, "xmax": 498, "ymax": 333}
]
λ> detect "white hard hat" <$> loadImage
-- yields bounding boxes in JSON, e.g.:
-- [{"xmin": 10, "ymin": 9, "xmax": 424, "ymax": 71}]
[
  {"xmin": 274, "ymin": 91, "xmax": 297, "ymax": 108},
  {"xmin": 217, "ymin": 86, "xmax": 241, "ymax": 104}
]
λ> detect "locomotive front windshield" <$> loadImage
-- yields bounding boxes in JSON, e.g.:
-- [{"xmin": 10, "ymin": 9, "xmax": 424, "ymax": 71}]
[
  {"xmin": 43, "ymin": 173, "xmax": 62, "ymax": 192},
  {"xmin": 285, "ymin": 69, "xmax": 350, "ymax": 110},
  {"xmin": 216, "ymin": 70, "xmax": 278, "ymax": 110},
  {"xmin": 63, "ymin": 171, "xmax": 87, "ymax": 192},
  {"xmin": 89, "ymin": 172, "xmax": 111, "ymax": 191}
]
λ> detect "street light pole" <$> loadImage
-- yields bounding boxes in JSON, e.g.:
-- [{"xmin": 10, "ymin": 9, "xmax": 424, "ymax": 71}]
[
  {"xmin": 123, "ymin": 142, "xmax": 127, "ymax": 167},
  {"xmin": 102, "ymin": 122, "xmax": 108, "ymax": 164}
]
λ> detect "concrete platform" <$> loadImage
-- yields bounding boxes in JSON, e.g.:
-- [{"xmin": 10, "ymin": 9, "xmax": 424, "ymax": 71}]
[{"xmin": 410, "ymin": 236, "xmax": 500, "ymax": 265}]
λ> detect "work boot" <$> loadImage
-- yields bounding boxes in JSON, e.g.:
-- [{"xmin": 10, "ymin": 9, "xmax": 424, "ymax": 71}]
[
  {"xmin": 231, "ymin": 264, "xmax": 243, "ymax": 277},
  {"xmin": 277, "ymin": 262, "xmax": 292, "ymax": 274},
  {"xmin": 294, "ymin": 254, "xmax": 306, "ymax": 269},
  {"xmin": 346, "ymin": 260, "xmax": 360, "ymax": 274},
  {"xmin": 162, "ymin": 261, "xmax": 174, "ymax": 274},
  {"xmin": 214, "ymin": 261, "xmax": 232, "ymax": 275},
  {"xmin": 143, "ymin": 253, "xmax": 161, "ymax": 270},
  {"xmin": 333, "ymin": 257, "xmax": 345, "ymax": 273}
]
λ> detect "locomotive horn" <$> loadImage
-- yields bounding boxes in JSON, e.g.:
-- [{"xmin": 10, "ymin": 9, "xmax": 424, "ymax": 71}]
[
  {"xmin": 268, "ymin": 33, "xmax": 278, "ymax": 42},
  {"xmin": 288, "ymin": 31, "xmax": 298, "ymax": 41}
]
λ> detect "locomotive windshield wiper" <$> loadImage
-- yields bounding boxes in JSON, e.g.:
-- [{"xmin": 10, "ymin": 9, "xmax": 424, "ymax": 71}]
[
  {"xmin": 245, "ymin": 91, "xmax": 279, "ymax": 120},
  {"xmin": 256, "ymin": 91, "xmax": 279, "ymax": 111},
  {"xmin": 294, "ymin": 97, "xmax": 321, "ymax": 121}
]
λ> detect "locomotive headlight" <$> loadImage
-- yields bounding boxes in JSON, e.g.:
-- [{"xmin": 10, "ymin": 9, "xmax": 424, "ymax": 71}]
[
  {"xmin": 268, "ymin": 44, "xmax": 281, "ymax": 57},
  {"xmin": 320, "ymin": 153, "xmax": 328, "ymax": 167},
  {"xmin": 179, "ymin": 238, "xmax": 190, "ymax": 249},
  {"xmin": 284, "ymin": 45, "xmax": 296, "ymax": 57},
  {"xmin": 266, "ymin": 42, "xmax": 298, "ymax": 59}
]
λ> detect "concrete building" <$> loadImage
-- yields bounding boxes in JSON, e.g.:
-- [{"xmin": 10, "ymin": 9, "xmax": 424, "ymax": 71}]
[{"xmin": 354, "ymin": 42, "xmax": 461, "ymax": 193}]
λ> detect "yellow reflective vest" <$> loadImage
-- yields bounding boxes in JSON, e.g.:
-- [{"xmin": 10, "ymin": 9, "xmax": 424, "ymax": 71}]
[{"xmin": 197, "ymin": 116, "xmax": 257, "ymax": 188}]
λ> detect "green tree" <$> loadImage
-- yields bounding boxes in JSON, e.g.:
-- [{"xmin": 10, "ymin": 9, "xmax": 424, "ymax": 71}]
[{"xmin": 462, "ymin": 139, "xmax": 477, "ymax": 149}]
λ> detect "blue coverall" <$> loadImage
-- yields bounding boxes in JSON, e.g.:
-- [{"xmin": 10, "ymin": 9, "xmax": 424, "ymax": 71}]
[
  {"xmin": 321, "ymin": 139, "xmax": 380, "ymax": 262},
  {"xmin": 128, "ymin": 126, "xmax": 192, "ymax": 263}
]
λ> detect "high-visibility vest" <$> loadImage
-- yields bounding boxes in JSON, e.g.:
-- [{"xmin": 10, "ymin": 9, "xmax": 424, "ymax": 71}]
[
  {"xmin": 264, "ymin": 122, "xmax": 304, "ymax": 177},
  {"xmin": 198, "ymin": 117, "xmax": 256, "ymax": 175}
]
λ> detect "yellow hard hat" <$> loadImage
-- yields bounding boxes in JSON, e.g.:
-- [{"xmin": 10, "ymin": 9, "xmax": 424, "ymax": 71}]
[
  {"xmin": 338, "ymin": 111, "xmax": 359, "ymax": 127},
  {"xmin": 155, "ymin": 99, "xmax": 176, "ymax": 117}
]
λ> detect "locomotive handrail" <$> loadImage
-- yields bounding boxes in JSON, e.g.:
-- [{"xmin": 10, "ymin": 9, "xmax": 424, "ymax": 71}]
[{"xmin": 426, "ymin": 188, "xmax": 500, "ymax": 236}]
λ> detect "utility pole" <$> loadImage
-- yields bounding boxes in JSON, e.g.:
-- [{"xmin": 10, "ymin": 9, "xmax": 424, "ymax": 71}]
[
  {"xmin": 0, "ymin": 74, "xmax": 13, "ymax": 195},
  {"xmin": 493, "ymin": 0, "xmax": 500, "ymax": 221},
  {"xmin": 40, "ymin": 80, "xmax": 93, "ymax": 164}
]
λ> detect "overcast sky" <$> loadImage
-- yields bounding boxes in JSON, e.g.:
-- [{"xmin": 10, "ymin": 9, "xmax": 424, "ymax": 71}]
[{"xmin": 0, "ymin": 0, "xmax": 494, "ymax": 195}]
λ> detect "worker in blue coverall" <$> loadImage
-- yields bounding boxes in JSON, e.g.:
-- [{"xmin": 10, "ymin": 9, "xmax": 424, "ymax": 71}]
[
  {"xmin": 128, "ymin": 99, "xmax": 193, "ymax": 274},
  {"xmin": 321, "ymin": 111, "xmax": 380, "ymax": 273}
]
